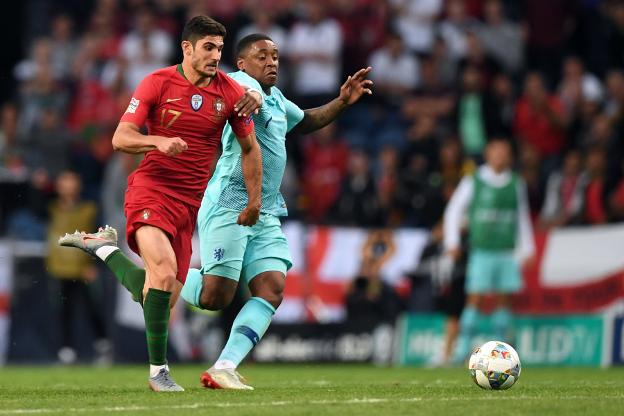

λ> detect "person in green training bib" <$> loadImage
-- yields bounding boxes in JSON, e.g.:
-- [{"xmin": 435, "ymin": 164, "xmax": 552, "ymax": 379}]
[
  {"xmin": 443, "ymin": 139, "xmax": 535, "ymax": 363},
  {"xmin": 180, "ymin": 34, "xmax": 372, "ymax": 390}
]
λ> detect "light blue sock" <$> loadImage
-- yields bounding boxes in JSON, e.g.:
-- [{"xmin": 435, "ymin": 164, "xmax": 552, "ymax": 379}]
[
  {"xmin": 491, "ymin": 307, "xmax": 512, "ymax": 341},
  {"xmin": 454, "ymin": 305, "xmax": 480, "ymax": 362},
  {"xmin": 180, "ymin": 268, "xmax": 203, "ymax": 308},
  {"xmin": 217, "ymin": 297, "xmax": 276, "ymax": 367}
]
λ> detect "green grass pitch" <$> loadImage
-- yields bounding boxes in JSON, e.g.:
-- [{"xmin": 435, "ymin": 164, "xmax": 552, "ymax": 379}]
[{"xmin": 0, "ymin": 364, "xmax": 623, "ymax": 415}]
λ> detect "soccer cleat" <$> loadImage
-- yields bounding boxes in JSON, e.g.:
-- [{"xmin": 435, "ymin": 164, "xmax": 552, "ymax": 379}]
[
  {"xmin": 200, "ymin": 367, "xmax": 254, "ymax": 390},
  {"xmin": 149, "ymin": 368, "xmax": 185, "ymax": 392},
  {"xmin": 58, "ymin": 225, "xmax": 118, "ymax": 256}
]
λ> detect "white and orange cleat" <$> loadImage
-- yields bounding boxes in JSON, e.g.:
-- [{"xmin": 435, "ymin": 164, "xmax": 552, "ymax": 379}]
[
  {"xmin": 58, "ymin": 225, "xmax": 118, "ymax": 256},
  {"xmin": 200, "ymin": 367, "xmax": 254, "ymax": 390}
]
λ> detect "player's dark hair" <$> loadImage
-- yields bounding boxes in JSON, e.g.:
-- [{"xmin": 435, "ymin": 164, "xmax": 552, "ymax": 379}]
[
  {"xmin": 181, "ymin": 15, "xmax": 226, "ymax": 45},
  {"xmin": 236, "ymin": 33, "xmax": 273, "ymax": 58}
]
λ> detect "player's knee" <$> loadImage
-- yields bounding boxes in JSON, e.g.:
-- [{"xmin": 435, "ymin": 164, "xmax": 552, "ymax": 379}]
[
  {"xmin": 262, "ymin": 288, "xmax": 283, "ymax": 310},
  {"xmin": 145, "ymin": 261, "xmax": 178, "ymax": 291},
  {"xmin": 199, "ymin": 284, "xmax": 235, "ymax": 311},
  {"xmin": 251, "ymin": 275, "xmax": 284, "ymax": 309}
]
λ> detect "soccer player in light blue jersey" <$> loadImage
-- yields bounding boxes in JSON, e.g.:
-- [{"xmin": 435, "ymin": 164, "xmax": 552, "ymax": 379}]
[{"xmin": 180, "ymin": 34, "xmax": 373, "ymax": 389}]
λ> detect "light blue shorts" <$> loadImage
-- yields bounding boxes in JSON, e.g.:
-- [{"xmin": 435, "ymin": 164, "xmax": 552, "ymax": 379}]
[
  {"xmin": 466, "ymin": 249, "xmax": 522, "ymax": 294},
  {"xmin": 197, "ymin": 201, "xmax": 292, "ymax": 284}
]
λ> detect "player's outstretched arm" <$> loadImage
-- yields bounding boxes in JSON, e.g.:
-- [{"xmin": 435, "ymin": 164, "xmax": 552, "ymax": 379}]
[
  {"xmin": 234, "ymin": 86, "xmax": 263, "ymax": 117},
  {"xmin": 235, "ymin": 131, "xmax": 262, "ymax": 226},
  {"xmin": 112, "ymin": 122, "xmax": 188, "ymax": 156},
  {"xmin": 292, "ymin": 67, "xmax": 373, "ymax": 135}
]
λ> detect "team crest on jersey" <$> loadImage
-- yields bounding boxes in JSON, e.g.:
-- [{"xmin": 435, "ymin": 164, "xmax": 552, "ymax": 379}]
[
  {"xmin": 213, "ymin": 247, "xmax": 225, "ymax": 261},
  {"xmin": 213, "ymin": 97, "xmax": 224, "ymax": 115},
  {"xmin": 190, "ymin": 94, "xmax": 203, "ymax": 111},
  {"xmin": 142, "ymin": 209, "xmax": 150, "ymax": 220}
]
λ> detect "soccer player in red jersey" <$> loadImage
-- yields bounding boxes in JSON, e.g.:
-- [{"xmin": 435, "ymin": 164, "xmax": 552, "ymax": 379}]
[{"xmin": 60, "ymin": 16, "xmax": 262, "ymax": 391}]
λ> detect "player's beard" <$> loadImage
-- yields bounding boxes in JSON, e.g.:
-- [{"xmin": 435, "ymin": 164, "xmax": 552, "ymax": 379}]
[{"xmin": 193, "ymin": 58, "xmax": 217, "ymax": 79}]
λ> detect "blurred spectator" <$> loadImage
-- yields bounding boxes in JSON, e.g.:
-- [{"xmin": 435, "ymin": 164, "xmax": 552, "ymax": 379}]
[
  {"xmin": 517, "ymin": 143, "xmax": 543, "ymax": 217},
  {"xmin": 345, "ymin": 229, "xmax": 404, "ymax": 324},
  {"xmin": 584, "ymin": 146, "xmax": 608, "ymax": 225},
  {"xmin": 488, "ymin": 72, "xmax": 516, "ymax": 137},
  {"xmin": 68, "ymin": 36, "xmax": 121, "ymax": 133},
  {"xmin": 437, "ymin": 0, "xmax": 477, "ymax": 61},
  {"xmin": 334, "ymin": 0, "xmax": 389, "ymax": 76},
  {"xmin": 236, "ymin": 8, "xmax": 287, "ymax": 52},
  {"xmin": 14, "ymin": 38, "xmax": 64, "ymax": 84},
  {"xmin": 375, "ymin": 146, "xmax": 402, "ymax": 226},
  {"xmin": 286, "ymin": 1, "xmax": 342, "ymax": 108},
  {"xmin": 396, "ymin": 152, "xmax": 442, "ymax": 228},
  {"xmin": 430, "ymin": 36, "xmax": 458, "ymax": 86},
  {"xmin": 474, "ymin": 0, "xmax": 524, "ymax": 74},
  {"xmin": 49, "ymin": 14, "xmax": 78, "ymax": 81},
  {"xmin": 88, "ymin": 7, "xmax": 123, "ymax": 62},
  {"xmin": 0, "ymin": 103, "xmax": 27, "ymax": 182},
  {"xmin": 457, "ymin": 32, "xmax": 500, "ymax": 85},
  {"xmin": 22, "ymin": 107, "xmax": 72, "ymax": 179},
  {"xmin": 539, "ymin": 149, "xmax": 588, "ymax": 228},
  {"xmin": 604, "ymin": 69, "xmax": 624, "ymax": 120},
  {"xmin": 437, "ymin": 138, "xmax": 476, "ymax": 188},
  {"xmin": 367, "ymin": 30, "xmax": 420, "ymax": 106},
  {"xmin": 16, "ymin": 67, "xmax": 69, "ymax": 138},
  {"xmin": 402, "ymin": 57, "xmax": 455, "ymax": 122},
  {"xmin": 608, "ymin": 159, "xmax": 624, "ymax": 222},
  {"xmin": 513, "ymin": 72, "xmax": 568, "ymax": 173},
  {"xmin": 46, "ymin": 170, "xmax": 108, "ymax": 364},
  {"xmin": 301, "ymin": 123, "xmax": 349, "ymax": 223},
  {"xmin": 329, "ymin": 150, "xmax": 379, "ymax": 226},
  {"xmin": 236, "ymin": 8, "xmax": 288, "ymax": 88},
  {"xmin": 116, "ymin": 8, "xmax": 173, "ymax": 91},
  {"xmin": 558, "ymin": 56, "xmax": 604, "ymax": 118},
  {"xmin": 454, "ymin": 65, "xmax": 490, "ymax": 160},
  {"xmin": 390, "ymin": 0, "xmax": 443, "ymax": 54},
  {"xmin": 410, "ymin": 222, "xmax": 466, "ymax": 366},
  {"xmin": 524, "ymin": 0, "xmax": 578, "ymax": 86},
  {"xmin": 404, "ymin": 114, "xmax": 439, "ymax": 164}
]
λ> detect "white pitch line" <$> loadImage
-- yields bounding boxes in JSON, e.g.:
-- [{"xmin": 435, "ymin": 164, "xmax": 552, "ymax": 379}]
[{"xmin": 1, "ymin": 395, "xmax": 623, "ymax": 414}]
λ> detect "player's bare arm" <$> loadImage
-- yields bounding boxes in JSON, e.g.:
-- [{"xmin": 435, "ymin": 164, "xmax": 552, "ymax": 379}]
[
  {"xmin": 235, "ymin": 131, "xmax": 262, "ymax": 226},
  {"xmin": 234, "ymin": 86, "xmax": 263, "ymax": 117},
  {"xmin": 292, "ymin": 67, "xmax": 373, "ymax": 135},
  {"xmin": 112, "ymin": 122, "xmax": 188, "ymax": 156}
]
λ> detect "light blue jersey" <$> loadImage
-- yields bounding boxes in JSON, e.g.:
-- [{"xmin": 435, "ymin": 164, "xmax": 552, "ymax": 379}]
[{"xmin": 205, "ymin": 71, "xmax": 304, "ymax": 217}]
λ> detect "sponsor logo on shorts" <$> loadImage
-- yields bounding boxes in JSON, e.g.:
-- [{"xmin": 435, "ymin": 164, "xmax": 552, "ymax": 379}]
[
  {"xmin": 142, "ymin": 209, "xmax": 150, "ymax": 220},
  {"xmin": 126, "ymin": 97, "xmax": 140, "ymax": 114},
  {"xmin": 213, "ymin": 247, "xmax": 225, "ymax": 261},
  {"xmin": 191, "ymin": 94, "xmax": 203, "ymax": 111}
]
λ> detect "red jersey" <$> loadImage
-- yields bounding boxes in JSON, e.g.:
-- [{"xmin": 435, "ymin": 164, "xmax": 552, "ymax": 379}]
[{"xmin": 120, "ymin": 65, "xmax": 254, "ymax": 207}]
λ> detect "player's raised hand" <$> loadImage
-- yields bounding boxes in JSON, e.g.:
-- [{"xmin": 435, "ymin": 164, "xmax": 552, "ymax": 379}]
[
  {"xmin": 237, "ymin": 204, "xmax": 260, "ymax": 226},
  {"xmin": 156, "ymin": 136, "xmax": 188, "ymax": 156},
  {"xmin": 235, "ymin": 90, "xmax": 263, "ymax": 117},
  {"xmin": 338, "ymin": 67, "xmax": 373, "ymax": 106}
]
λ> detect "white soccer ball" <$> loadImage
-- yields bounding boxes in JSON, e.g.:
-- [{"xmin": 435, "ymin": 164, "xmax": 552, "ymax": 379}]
[{"xmin": 468, "ymin": 340, "xmax": 521, "ymax": 390}]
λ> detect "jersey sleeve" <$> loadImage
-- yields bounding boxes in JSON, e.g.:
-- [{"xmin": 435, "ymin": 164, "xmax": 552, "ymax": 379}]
[
  {"xmin": 224, "ymin": 77, "xmax": 255, "ymax": 138},
  {"xmin": 284, "ymin": 96, "xmax": 304, "ymax": 132},
  {"xmin": 119, "ymin": 74, "xmax": 159, "ymax": 126},
  {"xmin": 228, "ymin": 71, "xmax": 263, "ymax": 93}
]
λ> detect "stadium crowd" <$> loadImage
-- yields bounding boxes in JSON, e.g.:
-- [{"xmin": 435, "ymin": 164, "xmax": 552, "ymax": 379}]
[{"xmin": 2, "ymin": 0, "xmax": 624, "ymax": 236}]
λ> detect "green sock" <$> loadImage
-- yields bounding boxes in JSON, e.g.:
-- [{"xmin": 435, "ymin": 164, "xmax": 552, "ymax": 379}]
[
  {"xmin": 105, "ymin": 250, "xmax": 145, "ymax": 303},
  {"xmin": 143, "ymin": 288, "xmax": 171, "ymax": 366}
]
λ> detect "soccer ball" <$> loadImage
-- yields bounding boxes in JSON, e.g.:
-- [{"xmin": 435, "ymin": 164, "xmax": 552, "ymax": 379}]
[{"xmin": 468, "ymin": 340, "xmax": 521, "ymax": 390}]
